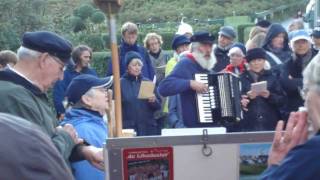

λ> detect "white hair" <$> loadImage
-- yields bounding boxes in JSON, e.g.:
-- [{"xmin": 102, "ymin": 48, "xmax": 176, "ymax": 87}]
[
  {"xmin": 191, "ymin": 42, "xmax": 216, "ymax": 70},
  {"xmin": 303, "ymin": 53, "xmax": 320, "ymax": 90},
  {"xmin": 17, "ymin": 46, "xmax": 42, "ymax": 61}
]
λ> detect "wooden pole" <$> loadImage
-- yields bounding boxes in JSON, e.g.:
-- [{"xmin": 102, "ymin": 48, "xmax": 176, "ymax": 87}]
[{"xmin": 94, "ymin": 0, "xmax": 123, "ymax": 137}]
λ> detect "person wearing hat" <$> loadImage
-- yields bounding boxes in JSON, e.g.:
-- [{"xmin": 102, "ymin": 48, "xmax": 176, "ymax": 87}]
[
  {"xmin": 279, "ymin": 29, "xmax": 317, "ymax": 120},
  {"xmin": 53, "ymin": 45, "xmax": 98, "ymax": 120},
  {"xmin": 311, "ymin": 27, "xmax": 320, "ymax": 51},
  {"xmin": 240, "ymin": 48, "xmax": 285, "ymax": 131},
  {"xmin": 0, "ymin": 31, "xmax": 104, "ymax": 172},
  {"xmin": 213, "ymin": 25, "xmax": 236, "ymax": 72},
  {"xmin": 107, "ymin": 22, "xmax": 155, "ymax": 81},
  {"xmin": 121, "ymin": 51, "xmax": 161, "ymax": 136},
  {"xmin": 224, "ymin": 42, "xmax": 248, "ymax": 75},
  {"xmin": 164, "ymin": 35, "xmax": 191, "ymax": 128},
  {"xmin": 176, "ymin": 18, "xmax": 193, "ymax": 38},
  {"xmin": 260, "ymin": 54, "xmax": 320, "ymax": 179},
  {"xmin": 255, "ymin": 19, "xmax": 271, "ymax": 30},
  {"xmin": 61, "ymin": 74, "xmax": 113, "ymax": 180},
  {"xmin": 262, "ymin": 23, "xmax": 292, "ymax": 69},
  {"xmin": 158, "ymin": 31, "xmax": 219, "ymax": 128}
]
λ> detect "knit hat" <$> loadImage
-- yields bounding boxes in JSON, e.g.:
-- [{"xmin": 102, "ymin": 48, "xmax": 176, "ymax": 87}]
[
  {"xmin": 228, "ymin": 42, "xmax": 246, "ymax": 56},
  {"xmin": 246, "ymin": 48, "xmax": 266, "ymax": 62},
  {"xmin": 125, "ymin": 51, "xmax": 142, "ymax": 67}
]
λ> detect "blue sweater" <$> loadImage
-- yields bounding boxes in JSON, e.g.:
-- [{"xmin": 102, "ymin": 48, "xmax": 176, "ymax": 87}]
[
  {"xmin": 53, "ymin": 65, "xmax": 97, "ymax": 115},
  {"xmin": 158, "ymin": 54, "xmax": 215, "ymax": 127},
  {"xmin": 260, "ymin": 134, "xmax": 320, "ymax": 180},
  {"xmin": 61, "ymin": 108, "xmax": 107, "ymax": 180},
  {"xmin": 107, "ymin": 39, "xmax": 155, "ymax": 80}
]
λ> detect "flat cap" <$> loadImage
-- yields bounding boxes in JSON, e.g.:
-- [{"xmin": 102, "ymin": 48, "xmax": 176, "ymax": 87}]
[
  {"xmin": 171, "ymin": 35, "xmax": 191, "ymax": 50},
  {"xmin": 219, "ymin": 26, "xmax": 236, "ymax": 39},
  {"xmin": 190, "ymin": 31, "xmax": 215, "ymax": 44},
  {"xmin": 22, "ymin": 31, "xmax": 72, "ymax": 64}
]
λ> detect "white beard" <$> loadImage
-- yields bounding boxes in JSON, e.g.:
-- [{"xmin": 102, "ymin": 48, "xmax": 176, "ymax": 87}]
[{"xmin": 193, "ymin": 50, "xmax": 217, "ymax": 70}]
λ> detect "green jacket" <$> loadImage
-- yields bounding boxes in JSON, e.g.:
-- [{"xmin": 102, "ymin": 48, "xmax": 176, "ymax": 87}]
[{"xmin": 0, "ymin": 70, "xmax": 75, "ymax": 163}]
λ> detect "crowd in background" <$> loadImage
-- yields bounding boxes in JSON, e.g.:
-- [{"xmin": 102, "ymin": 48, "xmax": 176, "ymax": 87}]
[{"xmin": 1, "ymin": 15, "xmax": 320, "ymax": 179}]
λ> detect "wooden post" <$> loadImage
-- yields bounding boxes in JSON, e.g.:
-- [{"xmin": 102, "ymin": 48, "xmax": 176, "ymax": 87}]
[{"xmin": 93, "ymin": 0, "xmax": 123, "ymax": 137}]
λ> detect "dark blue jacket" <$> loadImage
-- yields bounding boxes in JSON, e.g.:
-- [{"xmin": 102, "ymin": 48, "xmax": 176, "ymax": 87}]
[
  {"xmin": 279, "ymin": 50, "xmax": 317, "ymax": 120},
  {"xmin": 61, "ymin": 108, "xmax": 107, "ymax": 180},
  {"xmin": 158, "ymin": 54, "xmax": 216, "ymax": 128},
  {"xmin": 240, "ymin": 70, "xmax": 285, "ymax": 131},
  {"xmin": 167, "ymin": 94, "xmax": 185, "ymax": 128},
  {"xmin": 213, "ymin": 46, "xmax": 230, "ymax": 72},
  {"xmin": 121, "ymin": 73, "xmax": 161, "ymax": 136},
  {"xmin": 107, "ymin": 39, "xmax": 155, "ymax": 80},
  {"xmin": 53, "ymin": 65, "xmax": 97, "ymax": 115},
  {"xmin": 260, "ymin": 134, "xmax": 320, "ymax": 180}
]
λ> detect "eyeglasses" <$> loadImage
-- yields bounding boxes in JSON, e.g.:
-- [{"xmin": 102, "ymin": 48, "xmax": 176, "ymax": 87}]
[{"xmin": 49, "ymin": 54, "xmax": 64, "ymax": 67}]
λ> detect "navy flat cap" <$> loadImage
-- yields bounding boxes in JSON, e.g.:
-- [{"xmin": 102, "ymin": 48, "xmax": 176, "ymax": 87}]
[
  {"xmin": 218, "ymin": 26, "xmax": 236, "ymax": 39},
  {"xmin": 22, "ymin": 31, "xmax": 72, "ymax": 64},
  {"xmin": 66, "ymin": 74, "xmax": 113, "ymax": 104},
  {"xmin": 171, "ymin": 34, "xmax": 191, "ymax": 50},
  {"xmin": 190, "ymin": 31, "xmax": 215, "ymax": 44},
  {"xmin": 246, "ymin": 48, "xmax": 266, "ymax": 62}
]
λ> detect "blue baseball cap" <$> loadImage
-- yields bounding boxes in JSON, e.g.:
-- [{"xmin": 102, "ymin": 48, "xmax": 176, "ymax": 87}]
[
  {"xmin": 22, "ymin": 31, "xmax": 72, "ymax": 64},
  {"xmin": 66, "ymin": 74, "xmax": 113, "ymax": 104},
  {"xmin": 171, "ymin": 34, "xmax": 191, "ymax": 50}
]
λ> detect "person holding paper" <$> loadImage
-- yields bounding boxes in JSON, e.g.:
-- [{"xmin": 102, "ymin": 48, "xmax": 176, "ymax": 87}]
[
  {"xmin": 240, "ymin": 48, "xmax": 286, "ymax": 131},
  {"xmin": 120, "ymin": 51, "xmax": 161, "ymax": 136}
]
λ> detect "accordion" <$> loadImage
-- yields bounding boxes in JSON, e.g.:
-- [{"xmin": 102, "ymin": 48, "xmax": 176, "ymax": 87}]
[{"xmin": 194, "ymin": 72, "xmax": 242, "ymax": 125}]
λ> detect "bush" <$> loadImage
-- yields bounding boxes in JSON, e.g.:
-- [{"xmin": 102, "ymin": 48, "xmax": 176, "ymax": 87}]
[{"xmin": 91, "ymin": 51, "xmax": 110, "ymax": 77}]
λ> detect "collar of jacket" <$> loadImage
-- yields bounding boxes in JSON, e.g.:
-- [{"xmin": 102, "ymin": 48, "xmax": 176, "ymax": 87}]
[
  {"xmin": 122, "ymin": 72, "xmax": 143, "ymax": 81},
  {"xmin": 120, "ymin": 38, "xmax": 139, "ymax": 52},
  {"xmin": 0, "ymin": 68, "xmax": 46, "ymax": 97}
]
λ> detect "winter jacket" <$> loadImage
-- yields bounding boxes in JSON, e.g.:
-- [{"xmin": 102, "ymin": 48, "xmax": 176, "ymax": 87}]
[
  {"xmin": 121, "ymin": 73, "xmax": 161, "ymax": 136},
  {"xmin": 0, "ymin": 68, "xmax": 77, "ymax": 165},
  {"xmin": 158, "ymin": 53, "xmax": 218, "ymax": 128},
  {"xmin": 61, "ymin": 108, "xmax": 107, "ymax": 180},
  {"xmin": 260, "ymin": 133, "xmax": 320, "ymax": 180},
  {"xmin": 213, "ymin": 45, "xmax": 231, "ymax": 72},
  {"xmin": 107, "ymin": 39, "xmax": 155, "ymax": 80},
  {"xmin": 279, "ymin": 50, "xmax": 317, "ymax": 119},
  {"xmin": 53, "ymin": 64, "xmax": 97, "ymax": 115},
  {"xmin": 240, "ymin": 70, "xmax": 286, "ymax": 131}
]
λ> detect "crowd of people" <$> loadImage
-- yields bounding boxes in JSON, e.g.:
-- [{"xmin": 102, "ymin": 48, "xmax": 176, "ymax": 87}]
[{"xmin": 1, "ymin": 17, "xmax": 320, "ymax": 179}]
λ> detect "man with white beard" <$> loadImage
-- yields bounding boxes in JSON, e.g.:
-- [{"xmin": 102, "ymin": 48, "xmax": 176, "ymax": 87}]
[{"xmin": 158, "ymin": 31, "xmax": 217, "ymax": 127}]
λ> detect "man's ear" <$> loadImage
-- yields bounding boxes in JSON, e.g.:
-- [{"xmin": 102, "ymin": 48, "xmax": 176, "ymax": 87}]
[
  {"xmin": 81, "ymin": 95, "xmax": 92, "ymax": 107},
  {"xmin": 38, "ymin": 53, "xmax": 49, "ymax": 69}
]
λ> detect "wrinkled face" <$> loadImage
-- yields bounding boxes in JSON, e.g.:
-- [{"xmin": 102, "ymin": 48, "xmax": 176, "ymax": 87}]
[
  {"xmin": 127, "ymin": 59, "xmax": 143, "ymax": 76},
  {"xmin": 41, "ymin": 53, "xmax": 64, "ymax": 92},
  {"xmin": 271, "ymin": 33, "xmax": 285, "ymax": 49},
  {"xmin": 123, "ymin": 31, "xmax": 138, "ymax": 45},
  {"xmin": 91, "ymin": 87, "xmax": 109, "ymax": 114},
  {"xmin": 218, "ymin": 34, "xmax": 233, "ymax": 48},
  {"xmin": 148, "ymin": 38, "xmax": 161, "ymax": 54},
  {"xmin": 79, "ymin": 50, "xmax": 91, "ymax": 68},
  {"xmin": 293, "ymin": 39, "xmax": 310, "ymax": 55},
  {"xmin": 197, "ymin": 43, "xmax": 213, "ymax": 60},
  {"xmin": 176, "ymin": 44, "xmax": 190, "ymax": 55},
  {"xmin": 249, "ymin": 58, "xmax": 265, "ymax": 73},
  {"xmin": 229, "ymin": 48, "xmax": 244, "ymax": 67}
]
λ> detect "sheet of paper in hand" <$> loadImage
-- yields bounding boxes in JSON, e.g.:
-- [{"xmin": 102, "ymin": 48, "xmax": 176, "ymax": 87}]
[
  {"xmin": 138, "ymin": 81, "xmax": 155, "ymax": 99},
  {"xmin": 250, "ymin": 81, "xmax": 267, "ymax": 93}
]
